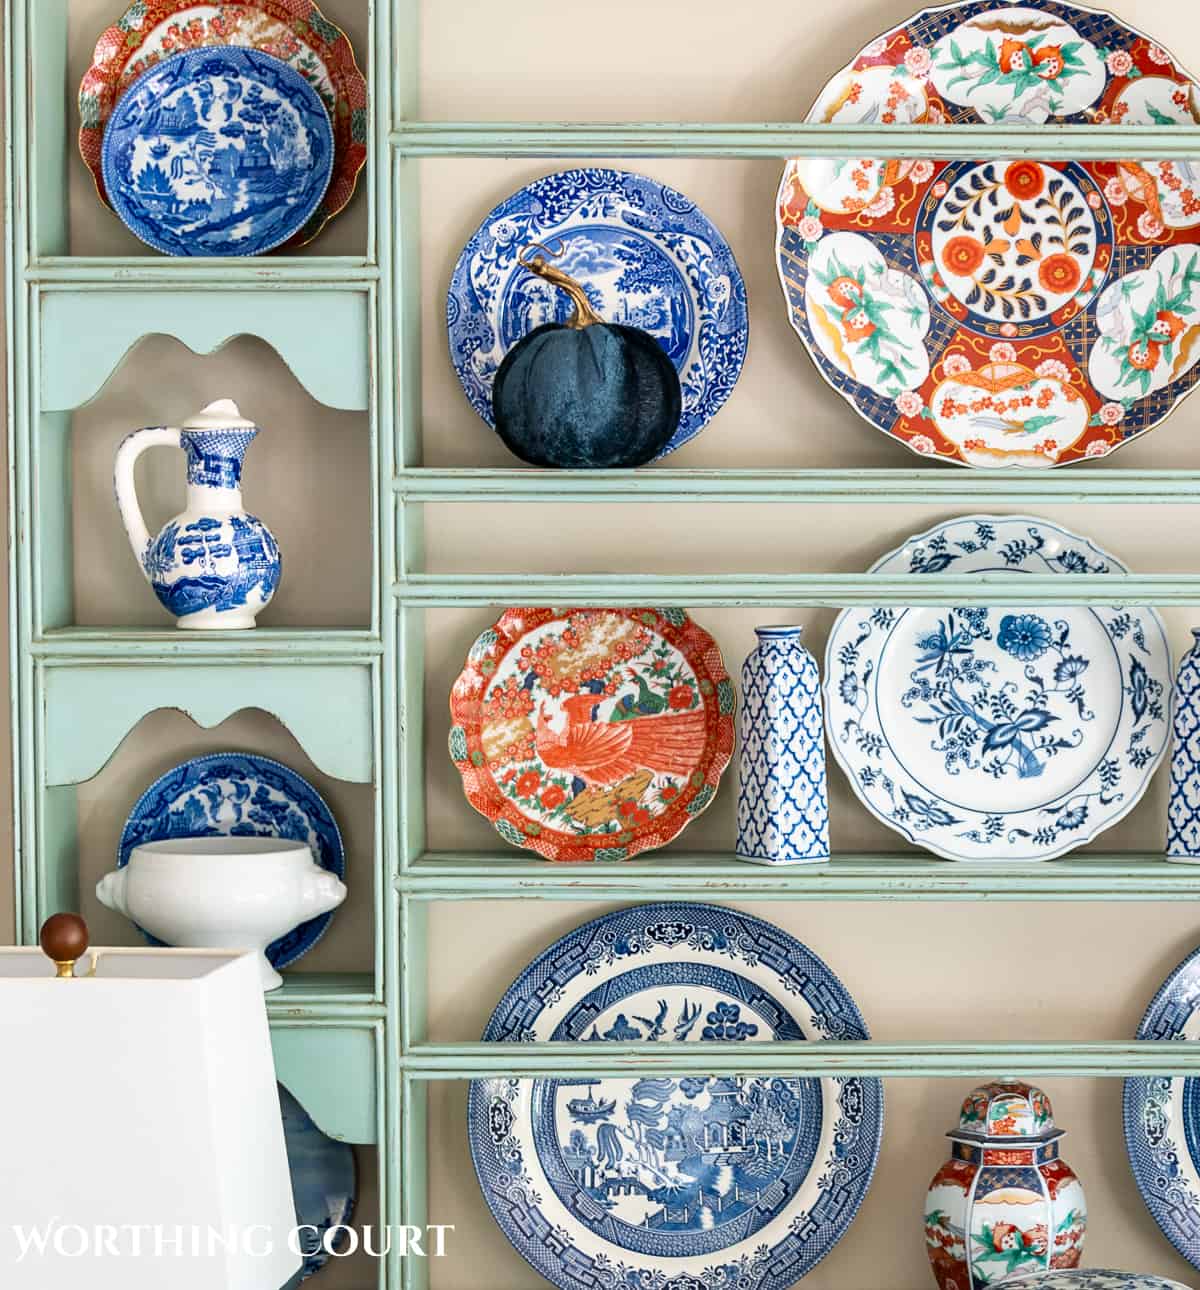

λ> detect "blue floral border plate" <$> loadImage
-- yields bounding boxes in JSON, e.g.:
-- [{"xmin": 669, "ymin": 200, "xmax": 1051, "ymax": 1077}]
[
  {"xmin": 101, "ymin": 46, "xmax": 334, "ymax": 257},
  {"xmin": 117, "ymin": 752, "xmax": 345, "ymax": 969},
  {"xmin": 995, "ymin": 1273, "xmax": 1196, "ymax": 1289},
  {"xmin": 447, "ymin": 168, "xmax": 749, "ymax": 456},
  {"xmin": 467, "ymin": 902, "xmax": 883, "ymax": 1290},
  {"xmin": 824, "ymin": 515, "xmax": 1171, "ymax": 861},
  {"xmin": 280, "ymin": 1083, "xmax": 357, "ymax": 1288},
  {"xmin": 1125, "ymin": 941, "xmax": 1200, "ymax": 1277}
]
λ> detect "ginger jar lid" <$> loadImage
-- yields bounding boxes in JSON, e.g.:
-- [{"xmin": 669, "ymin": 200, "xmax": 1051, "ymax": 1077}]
[
  {"xmin": 948, "ymin": 1080, "xmax": 1063, "ymax": 1145},
  {"xmin": 181, "ymin": 398, "xmax": 258, "ymax": 432}
]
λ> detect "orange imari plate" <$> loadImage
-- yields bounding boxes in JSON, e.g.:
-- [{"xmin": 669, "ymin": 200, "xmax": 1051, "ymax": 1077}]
[
  {"xmin": 449, "ymin": 609, "xmax": 735, "ymax": 861},
  {"xmin": 777, "ymin": 0, "xmax": 1200, "ymax": 467},
  {"xmin": 78, "ymin": 0, "xmax": 367, "ymax": 248}
]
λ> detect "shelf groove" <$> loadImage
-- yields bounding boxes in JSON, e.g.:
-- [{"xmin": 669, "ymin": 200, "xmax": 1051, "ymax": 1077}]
[
  {"xmin": 29, "ymin": 259, "xmax": 378, "ymax": 285},
  {"xmin": 401, "ymin": 853, "xmax": 1200, "ymax": 900},
  {"xmin": 395, "ymin": 572, "xmax": 1199, "ymax": 608},
  {"xmin": 402, "ymin": 1040, "xmax": 1200, "ymax": 1078},
  {"xmin": 31, "ymin": 628, "xmax": 383, "ymax": 661},
  {"xmin": 393, "ymin": 121, "xmax": 1200, "ymax": 159},
  {"xmin": 396, "ymin": 468, "xmax": 1200, "ymax": 505}
]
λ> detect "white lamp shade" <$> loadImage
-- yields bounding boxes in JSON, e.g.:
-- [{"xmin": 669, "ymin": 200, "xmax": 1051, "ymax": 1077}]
[{"xmin": 0, "ymin": 947, "xmax": 300, "ymax": 1289}]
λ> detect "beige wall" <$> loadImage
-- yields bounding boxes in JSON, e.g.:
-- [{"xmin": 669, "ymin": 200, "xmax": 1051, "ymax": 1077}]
[{"xmin": 6, "ymin": 0, "xmax": 1200, "ymax": 1287}]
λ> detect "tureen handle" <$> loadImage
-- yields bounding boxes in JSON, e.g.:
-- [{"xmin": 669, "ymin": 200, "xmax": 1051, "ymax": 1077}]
[
  {"xmin": 95, "ymin": 868, "xmax": 130, "ymax": 918},
  {"xmin": 114, "ymin": 426, "xmax": 182, "ymax": 577}
]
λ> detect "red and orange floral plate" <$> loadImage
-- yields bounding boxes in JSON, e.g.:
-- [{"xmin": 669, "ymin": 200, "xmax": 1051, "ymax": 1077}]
[
  {"xmin": 777, "ymin": 0, "xmax": 1200, "ymax": 467},
  {"xmin": 78, "ymin": 0, "xmax": 367, "ymax": 248},
  {"xmin": 449, "ymin": 609, "xmax": 735, "ymax": 862}
]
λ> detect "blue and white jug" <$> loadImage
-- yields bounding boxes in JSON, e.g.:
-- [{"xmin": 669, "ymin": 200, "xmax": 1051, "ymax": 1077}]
[
  {"xmin": 115, "ymin": 400, "xmax": 281, "ymax": 630},
  {"xmin": 1168, "ymin": 629, "xmax": 1200, "ymax": 861},
  {"xmin": 736, "ymin": 625, "xmax": 830, "ymax": 865}
]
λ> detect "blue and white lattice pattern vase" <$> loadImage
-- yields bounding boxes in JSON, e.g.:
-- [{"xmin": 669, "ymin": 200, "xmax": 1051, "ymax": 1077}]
[
  {"xmin": 736, "ymin": 625, "xmax": 830, "ymax": 864},
  {"xmin": 1167, "ymin": 629, "xmax": 1200, "ymax": 861},
  {"xmin": 114, "ymin": 399, "xmax": 281, "ymax": 630}
]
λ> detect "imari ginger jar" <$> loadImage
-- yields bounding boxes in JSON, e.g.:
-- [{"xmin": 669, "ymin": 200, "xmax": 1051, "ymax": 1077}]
[
  {"xmin": 925, "ymin": 1082, "xmax": 1086, "ymax": 1290},
  {"xmin": 1167, "ymin": 630, "xmax": 1200, "ymax": 861},
  {"xmin": 736, "ymin": 625, "xmax": 830, "ymax": 864}
]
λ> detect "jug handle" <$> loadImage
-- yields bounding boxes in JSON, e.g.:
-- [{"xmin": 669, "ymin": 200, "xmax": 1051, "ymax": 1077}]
[{"xmin": 114, "ymin": 426, "xmax": 182, "ymax": 574}]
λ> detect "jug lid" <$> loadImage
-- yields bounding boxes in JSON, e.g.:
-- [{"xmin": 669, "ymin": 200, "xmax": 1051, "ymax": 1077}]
[{"xmin": 182, "ymin": 399, "xmax": 257, "ymax": 432}]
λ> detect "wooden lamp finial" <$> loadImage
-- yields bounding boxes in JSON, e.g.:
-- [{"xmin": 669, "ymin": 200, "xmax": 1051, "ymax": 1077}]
[{"xmin": 39, "ymin": 913, "xmax": 89, "ymax": 978}]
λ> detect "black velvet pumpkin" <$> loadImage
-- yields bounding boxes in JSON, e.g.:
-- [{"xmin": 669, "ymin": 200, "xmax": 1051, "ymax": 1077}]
[{"xmin": 491, "ymin": 247, "xmax": 682, "ymax": 469}]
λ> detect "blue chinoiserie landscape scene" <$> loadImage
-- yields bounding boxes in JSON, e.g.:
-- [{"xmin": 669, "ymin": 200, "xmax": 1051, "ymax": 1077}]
[{"xmin": 100, "ymin": 47, "xmax": 334, "ymax": 256}]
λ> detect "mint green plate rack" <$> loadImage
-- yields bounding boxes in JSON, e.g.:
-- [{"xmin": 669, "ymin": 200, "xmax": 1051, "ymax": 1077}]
[{"xmin": 9, "ymin": 2, "xmax": 1200, "ymax": 1286}]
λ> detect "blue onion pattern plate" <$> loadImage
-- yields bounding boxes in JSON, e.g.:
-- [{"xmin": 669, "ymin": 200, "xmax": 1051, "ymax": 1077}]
[
  {"xmin": 824, "ymin": 515, "xmax": 1171, "ymax": 861},
  {"xmin": 447, "ymin": 168, "xmax": 749, "ymax": 455},
  {"xmin": 117, "ymin": 753, "xmax": 345, "ymax": 968},
  {"xmin": 1126, "ymin": 942, "xmax": 1200, "ymax": 1278},
  {"xmin": 280, "ymin": 1083, "xmax": 357, "ymax": 1288},
  {"xmin": 468, "ymin": 902, "xmax": 883, "ymax": 1290},
  {"xmin": 996, "ymin": 1274, "xmax": 1195, "ymax": 1289},
  {"xmin": 101, "ymin": 46, "xmax": 334, "ymax": 256}
]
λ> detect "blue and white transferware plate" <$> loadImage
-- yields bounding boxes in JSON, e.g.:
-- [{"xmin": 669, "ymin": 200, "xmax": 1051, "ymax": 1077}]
[
  {"xmin": 468, "ymin": 902, "xmax": 883, "ymax": 1290},
  {"xmin": 280, "ymin": 1083, "xmax": 357, "ymax": 1289},
  {"xmin": 1126, "ymin": 942, "xmax": 1200, "ymax": 1278},
  {"xmin": 117, "ymin": 753, "xmax": 345, "ymax": 968},
  {"xmin": 447, "ymin": 168, "xmax": 749, "ymax": 455},
  {"xmin": 101, "ymin": 46, "xmax": 334, "ymax": 256},
  {"xmin": 995, "ymin": 1273, "xmax": 1195, "ymax": 1289},
  {"xmin": 824, "ymin": 515, "xmax": 1171, "ymax": 861}
]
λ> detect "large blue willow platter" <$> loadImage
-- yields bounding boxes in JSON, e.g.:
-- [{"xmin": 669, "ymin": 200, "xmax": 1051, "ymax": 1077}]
[
  {"xmin": 448, "ymin": 168, "xmax": 749, "ymax": 456},
  {"xmin": 1126, "ymin": 941, "xmax": 1200, "ymax": 1277},
  {"xmin": 468, "ymin": 902, "xmax": 883, "ymax": 1290},
  {"xmin": 824, "ymin": 515, "xmax": 1171, "ymax": 861},
  {"xmin": 101, "ymin": 45, "xmax": 334, "ymax": 256},
  {"xmin": 117, "ymin": 752, "xmax": 345, "ymax": 968}
]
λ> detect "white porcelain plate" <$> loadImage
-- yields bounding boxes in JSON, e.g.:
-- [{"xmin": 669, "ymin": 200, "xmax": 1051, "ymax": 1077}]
[
  {"xmin": 824, "ymin": 515, "xmax": 1171, "ymax": 860},
  {"xmin": 468, "ymin": 902, "xmax": 883, "ymax": 1290},
  {"xmin": 1126, "ymin": 942, "xmax": 1200, "ymax": 1278}
]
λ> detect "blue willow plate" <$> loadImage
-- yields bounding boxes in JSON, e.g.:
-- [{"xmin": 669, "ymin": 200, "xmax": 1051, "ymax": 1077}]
[
  {"xmin": 101, "ymin": 46, "xmax": 334, "ymax": 256},
  {"xmin": 1125, "ymin": 942, "xmax": 1200, "ymax": 1277},
  {"xmin": 447, "ymin": 168, "xmax": 749, "ymax": 456},
  {"xmin": 468, "ymin": 902, "xmax": 883, "ymax": 1290},
  {"xmin": 824, "ymin": 515, "xmax": 1171, "ymax": 861},
  {"xmin": 280, "ymin": 1083, "xmax": 357, "ymax": 1288},
  {"xmin": 117, "ymin": 752, "xmax": 345, "ymax": 968}
]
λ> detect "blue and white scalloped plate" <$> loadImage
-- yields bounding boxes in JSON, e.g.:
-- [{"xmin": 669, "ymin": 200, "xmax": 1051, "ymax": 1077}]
[
  {"xmin": 117, "ymin": 752, "xmax": 345, "ymax": 968},
  {"xmin": 467, "ymin": 902, "xmax": 883, "ymax": 1290},
  {"xmin": 824, "ymin": 515, "xmax": 1171, "ymax": 861},
  {"xmin": 995, "ymin": 1273, "xmax": 1195, "ymax": 1289},
  {"xmin": 1126, "ymin": 943, "xmax": 1200, "ymax": 1278},
  {"xmin": 447, "ymin": 168, "xmax": 748, "ymax": 456}
]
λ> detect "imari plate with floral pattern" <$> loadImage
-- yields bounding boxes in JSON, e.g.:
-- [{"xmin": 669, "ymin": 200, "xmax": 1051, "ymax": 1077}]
[
  {"xmin": 824, "ymin": 516, "xmax": 1170, "ymax": 860},
  {"xmin": 79, "ymin": 0, "xmax": 367, "ymax": 248},
  {"xmin": 448, "ymin": 169, "xmax": 749, "ymax": 455},
  {"xmin": 777, "ymin": 0, "xmax": 1200, "ymax": 467},
  {"xmin": 1126, "ymin": 942, "xmax": 1200, "ymax": 1279},
  {"xmin": 468, "ymin": 903, "xmax": 883, "ymax": 1290},
  {"xmin": 449, "ymin": 609, "xmax": 735, "ymax": 861}
]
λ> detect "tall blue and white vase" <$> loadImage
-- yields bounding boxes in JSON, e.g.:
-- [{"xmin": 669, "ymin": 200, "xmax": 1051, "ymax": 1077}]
[
  {"xmin": 1167, "ymin": 629, "xmax": 1200, "ymax": 861},
  {"xmin": 736, "ymin": 625, "xmax": 830, "ymax": 865}
]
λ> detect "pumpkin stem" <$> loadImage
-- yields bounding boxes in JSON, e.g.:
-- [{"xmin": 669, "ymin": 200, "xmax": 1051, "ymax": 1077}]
[{"xmin": 518, "ymin": 242, "xmax": 605, "ymax": 329}]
